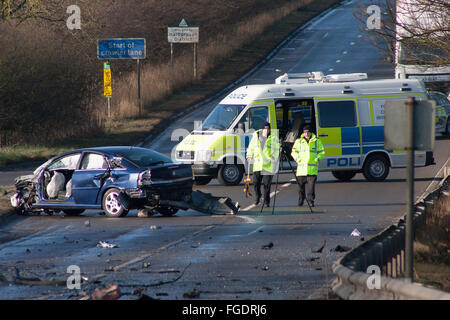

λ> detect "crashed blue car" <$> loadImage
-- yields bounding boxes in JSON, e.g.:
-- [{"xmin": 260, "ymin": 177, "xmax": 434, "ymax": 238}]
[{"xmin": 11, "ymin": 146, "xmax": 239, "ymax": 217}]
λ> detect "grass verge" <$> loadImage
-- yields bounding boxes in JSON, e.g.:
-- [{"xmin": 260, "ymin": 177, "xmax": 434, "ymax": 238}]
[
  {"xmin": 0, "ymin": 0, "xmax": 340, "ymax": 168},
  {"xmin": 0, "ymin": 0, "xmax": 340, "ymax": 218},
  {"xmin": 414, "ymin": 193, "xmax": 450, "ymax": 292}
]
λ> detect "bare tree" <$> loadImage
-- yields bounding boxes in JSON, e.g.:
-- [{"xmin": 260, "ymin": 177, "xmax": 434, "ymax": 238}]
[{"xmin": 354, "ymin": 0, "xmax": 449, "ymax": 67}]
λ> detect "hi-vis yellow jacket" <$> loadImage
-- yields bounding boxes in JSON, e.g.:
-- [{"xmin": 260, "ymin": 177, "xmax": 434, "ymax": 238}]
[
  {"xmin": 246, "ymin": 129, "xmax": 280, "ymax": 174},
  {"xmin": 291, "ymin": 133, "xmax": 325, "ymax": 176}
]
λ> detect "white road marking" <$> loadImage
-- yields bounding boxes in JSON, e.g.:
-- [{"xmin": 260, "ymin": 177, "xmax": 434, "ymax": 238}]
[
  {"xmin": 306, "ymin": 8, "xmax": 336, "ymax": 30},
  {"xmin": 112, "ymin": 225, "xmax": 215, "ymax": 271},
  {"xmin": 247, "ymin": 226, "xmax": 264, "ymax": 235},
  {"xmin": 238, "ymin": 215, "xmax": 257, "ymax": 223},
  {"xmin": 241, "ymin": 178, "xmax": 296, "ymax": 211}
]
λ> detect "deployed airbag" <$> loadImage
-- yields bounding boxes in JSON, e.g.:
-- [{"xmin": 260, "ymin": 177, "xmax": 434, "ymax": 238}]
[{"xmin": 46, "ymin": 172, "xmax": 65, "ymax": 199}]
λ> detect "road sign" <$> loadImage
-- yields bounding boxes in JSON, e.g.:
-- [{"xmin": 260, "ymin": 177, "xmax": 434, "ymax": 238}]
[
  {"xmin": 384, "ymin": 99, "xmax": 435, "ymax": 151},
  {"xmin": 97, "ymin": 38, "xmax": 146, "ymax": 59},
  {"xmin": 168, "ymin": 19, "xmax": 199, "ymax": 43},
  {"xmin": 103, "ymin": 62, "xmax": 112, "ymax": 97}
]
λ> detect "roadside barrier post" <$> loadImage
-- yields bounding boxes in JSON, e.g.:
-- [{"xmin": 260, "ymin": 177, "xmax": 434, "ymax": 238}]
[{"xmin": 405, "ymin": 97, "xmax": 415, "ymax": 281}]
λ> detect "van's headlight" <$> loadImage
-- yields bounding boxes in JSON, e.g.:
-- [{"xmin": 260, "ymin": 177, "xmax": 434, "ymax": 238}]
[
  {"xmin": 138, "ymin": 169, "xmax": 152, "ymax": 186},
  {"xmin": 196, "ymin": 150, "xmax": 212, "ymax": 162}
]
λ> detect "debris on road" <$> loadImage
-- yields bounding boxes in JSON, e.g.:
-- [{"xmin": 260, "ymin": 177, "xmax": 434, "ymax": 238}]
[
  {"xmin": 138, "ymin": 209, "xmax": 150, "ymax": 218},
  {"xmin": 191, "ymin": 242, "xmax": 200, "ymax": 248},
  {"xmin": 97, "ymin": 241, "xmax": 120, "ymax": 248},
  {"xmin": 332, "ymin": 245, "xmax": 352, "ymax": 252},
  {"xmin": 137, "ymin": 293, "xmax": 156, "ymax": 300},
  {"xmin": 307, "ymin": 257, "xmax": 320, "ymax": 262},
  {"xmin": 156, "ymin": 292, "xmax": 168, "ymax": 296},
  {"xmin": 150, "ymin": 225, "xmax": 161, "ymax": 230},
  {"xmin": 0, "ymin": 273, "xmax": 9, "ymax": 284},
  {"xmin": 350, "ymin": 228, "xmax": 361, "ymax": 237},
  {"xmin": 190, "ymin": 190, "xmax": 240, "ymax": 215},
  {"xmin": 84, "ymin": 220, "xmax": 90, "ymax": 227},
  {"xmin": 183, "ymin": 288, "xmax": 200, "ymax": 299},
  {"xmin": 91, "ymin": 284, "xmax": 120, "ymax": 300},
  {"xmin": 261, "ymin": 242, "xmax": 274, "ymax": 250},
  {"xmin": 263, "ymin": 286, "xmax": 273, "ymax": 294},
  {"xmin": 13, "ymin": 268, "xmax": 66, "ymax": 286},
  {"xmin": 142, "ymin": 268, "xmax": 180, "ymax": 274},
  {"xmin": 312, "ymin": 240, "xmax": 326, "ymax": 253}
]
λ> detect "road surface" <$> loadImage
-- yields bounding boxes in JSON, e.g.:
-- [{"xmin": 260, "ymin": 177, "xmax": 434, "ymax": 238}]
[{"xmin": 0, "ymin": 0, "xmax": 448, "ymax": 301}]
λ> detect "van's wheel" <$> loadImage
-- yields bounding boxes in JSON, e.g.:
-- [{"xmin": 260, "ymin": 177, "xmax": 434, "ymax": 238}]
[
  {"xmin": 102, "ymin": 188, "xmax": 129, "ymax": 217},
  {"xmin": 63, "ymin": 209, "xmax": 85, "ymax": 216},
  {"xmin": 194, "ymin": 176, "xmax": 213, "ymax": 185},
  {"xmin": 217, "ymin": 164, "xmax": 244, "ymax": 186},
  {"xmin": 363, "ymin": 154, "xmax": 390, "ymax": 182},
  {"xmin": 158, "ymin": 206, "xmax": 178, "ymax": 217},
  {"xmin": 332, "ymin": 170, "xmax": 356, "ymax": 182}
]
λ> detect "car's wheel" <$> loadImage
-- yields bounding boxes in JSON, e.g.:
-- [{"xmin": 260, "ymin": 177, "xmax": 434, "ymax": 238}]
[
  {"xmin": 194, "ymin": 176, "xmax": 213, "ymax": 185},
  {"xmin": 363, "ymin": 154, "xmax": 390, "ymax": 182},
  {"xmin": 102, "ymin": 188, "xmax": 129, "ymax": 217},
  {"xmin": 332, "ymin": 170, "xmax": 357, "ymax": 182},
  {"xmin": 158, "ymin": 206, "xmax": 179, "ymax": 217},
  {"xmin": 217, "ymin": 164, "xmax": 244, "ymax": 186},
  {"xmin": 63, "ymin": 209, "xmax": 85, "ymax": 216}
]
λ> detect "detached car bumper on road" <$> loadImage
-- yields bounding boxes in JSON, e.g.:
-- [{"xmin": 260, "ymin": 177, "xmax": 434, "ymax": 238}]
[{"xmin": 11, "ymin": 146, "xmax": 239, "ymax": 217}]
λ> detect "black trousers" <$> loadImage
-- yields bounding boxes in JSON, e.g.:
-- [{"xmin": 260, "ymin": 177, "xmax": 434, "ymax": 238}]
[
  {"xmin": 297, "ymin": 175, "xmax": 317, "ymax": 204},
  {"xmin": 253, "ymin": 171, "xmax": 273, "ymax": 204}
]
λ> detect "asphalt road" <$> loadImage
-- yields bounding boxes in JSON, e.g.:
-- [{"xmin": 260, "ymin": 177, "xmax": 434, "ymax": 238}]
[{"xmin": 0, "ymin": 0, "xmax": 449, "ymax": 301}]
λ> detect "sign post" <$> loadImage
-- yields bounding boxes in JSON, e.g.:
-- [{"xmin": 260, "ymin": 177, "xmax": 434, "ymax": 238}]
[
  {"xmin": 103, "ymin": 62, "xmax": 112, "ymax": 118},
  {"xmin": 405, "ymin": 97, "xmax": 415, "ymax": 281},
  {"xmin": 384, "ymin": 97, "xmax": 435, "ymax": 281},
  {"xmin": 97, "ymin": 38, "xmax": 146, "ymax": 116},
  {"xmin": 168, "ymin": 19, "xmax": 199, "ymax": 79},
  {"xmin": 137, "ymin": 59, "xmax": 142, "ymax": 115}
]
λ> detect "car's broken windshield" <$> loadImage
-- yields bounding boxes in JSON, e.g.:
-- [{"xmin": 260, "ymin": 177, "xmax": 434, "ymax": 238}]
[{"xmin": 200, "ymin": 104, "xmax": 245, "ymax": 131}]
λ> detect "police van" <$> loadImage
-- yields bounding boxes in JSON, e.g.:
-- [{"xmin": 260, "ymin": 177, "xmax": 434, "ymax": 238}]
[{"xmin": 175, "ymin": 72, "xmax": 435, "ymax": 186}]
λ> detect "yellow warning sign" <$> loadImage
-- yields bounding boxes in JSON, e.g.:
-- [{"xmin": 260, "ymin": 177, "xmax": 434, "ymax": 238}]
[{"xmin": 103, "ymin": 62, "xmax": 112, "ymax": 97}]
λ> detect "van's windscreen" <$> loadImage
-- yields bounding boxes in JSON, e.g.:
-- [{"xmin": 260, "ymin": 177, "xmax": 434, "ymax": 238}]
[{"xmin": 201, "ymin": 104, "xmax": 245, "ymax": 131}]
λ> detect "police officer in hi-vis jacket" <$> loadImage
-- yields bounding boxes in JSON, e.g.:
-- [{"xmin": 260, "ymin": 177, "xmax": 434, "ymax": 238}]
[
  {"xmin": 246, "ymin": 122, "xmax": 280, "ymax": 207},
  {"xmin": 291, "ymin": 125, "xmax": 325, "ymax": 207}
]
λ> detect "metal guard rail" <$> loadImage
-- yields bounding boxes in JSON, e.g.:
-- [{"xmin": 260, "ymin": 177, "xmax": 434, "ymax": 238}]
[{"xmin": 332, "ymin": 175, "xmax": 450, "ymax": 300}]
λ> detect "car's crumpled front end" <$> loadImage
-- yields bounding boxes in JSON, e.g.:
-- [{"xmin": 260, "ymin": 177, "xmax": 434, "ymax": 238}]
[{"xmin": 10, "ymin": 174, "xmax": 39, "ymax": 212}]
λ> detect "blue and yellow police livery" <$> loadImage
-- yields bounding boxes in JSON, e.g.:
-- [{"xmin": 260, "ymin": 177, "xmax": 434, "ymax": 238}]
[{"xmin": 175, "ymin": 72, "xmax": 436, "ymax": 185}]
